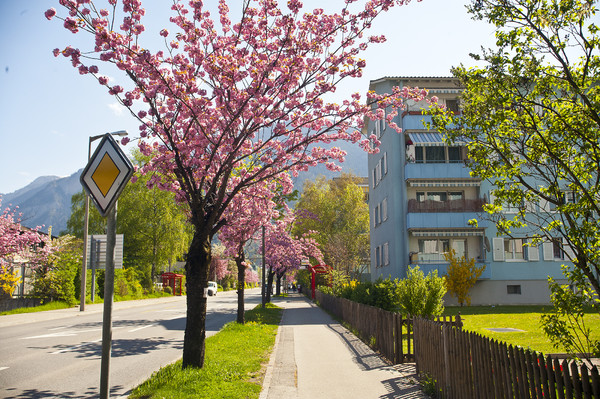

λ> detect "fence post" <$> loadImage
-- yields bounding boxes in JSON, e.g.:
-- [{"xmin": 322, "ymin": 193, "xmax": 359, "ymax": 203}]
[{"xmin": 443, "ymin": 324, "xmax": 451, "ymax": 398}]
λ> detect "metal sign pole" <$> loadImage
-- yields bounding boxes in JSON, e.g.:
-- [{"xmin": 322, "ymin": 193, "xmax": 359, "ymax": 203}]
[{"xmin": 99, "ymin": 205, "xmax": 117, "ymax": 399}]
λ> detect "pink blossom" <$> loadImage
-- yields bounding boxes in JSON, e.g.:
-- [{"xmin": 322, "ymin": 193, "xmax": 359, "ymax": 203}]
[
  {"xmin": 63, "ymin": 17, "xmax": 79, "ymax": 33},
  {"xmin": 98, "ymin": 76, "xmax": 108, "ymax": 85},
  {"xmin": 45, "ymin": 8, "xmax": 57, "ymax": 20},
  {"xmin": 160, "ymin": 29, "xmax": 169, "ymax": 37}
]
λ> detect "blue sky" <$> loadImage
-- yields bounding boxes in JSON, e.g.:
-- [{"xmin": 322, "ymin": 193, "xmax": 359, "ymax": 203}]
[{"xmin": 0, "ymin": 0, "xmax": 495, "ymax": 194}]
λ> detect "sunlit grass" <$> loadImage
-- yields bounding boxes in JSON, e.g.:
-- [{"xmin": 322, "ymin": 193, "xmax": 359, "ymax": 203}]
[
  {"xmin": 0, "ymin": 300, "xmax": 72, "ymax": 315},
  {"xmin": 443, "ymin": 305, "xmax": 600, "ymax": 354},
  {"xmin": 129, "ymin": 303, "xmax": 282, "ymax": 399}
]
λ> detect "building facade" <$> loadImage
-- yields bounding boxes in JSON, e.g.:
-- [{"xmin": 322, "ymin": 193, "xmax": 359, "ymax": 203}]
[{"xmin": 366, "ymin": 76, "xmax": 568, "ymax": 305}]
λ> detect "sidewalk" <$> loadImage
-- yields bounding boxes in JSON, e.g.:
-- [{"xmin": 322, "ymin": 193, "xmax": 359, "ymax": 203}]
[{"xmin": 260, "ymin": 294, "xmax": 427, "ymax": 399}]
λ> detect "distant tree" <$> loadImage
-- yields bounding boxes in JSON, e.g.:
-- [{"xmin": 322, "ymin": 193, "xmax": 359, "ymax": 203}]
[
  {"xmin": 0, "ymin": 196, "xmax": 51, "ymax": 299},
  {"xmin": 443, "ymin": 249, "xmax": 485, "ymax": 306},
  {"xmin": 31, "ymin": 235, "xmax": 81, "ymax": 305},
  {"xmin": 293, "ymin": 173, "xmax": 369, "ymax": 279},
  {"xmin": 430, "ymin": 0, "xmax": 600, "ymax": 298}
]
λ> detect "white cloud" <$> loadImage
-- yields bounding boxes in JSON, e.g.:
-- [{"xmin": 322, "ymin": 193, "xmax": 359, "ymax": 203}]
[{"xmin": 108, "ymin": 102, "xmax": 125, "ymax": 116}]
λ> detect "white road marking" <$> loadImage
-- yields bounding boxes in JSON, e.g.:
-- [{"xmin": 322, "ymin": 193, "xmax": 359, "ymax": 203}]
[
  {"xmin": 21, "ymin": 328, "xmax": 103, "ymax": 340},
  {"xmin": 0, "ymin": 367, "xmax": 8, "ymax": 371},
  {"xmin": 128, "ymin": 324, "xmax": 155, "ymax": 333},
  {"xmin": 48, "ymin": 325, "xmax": 72, "ymax": 331}
]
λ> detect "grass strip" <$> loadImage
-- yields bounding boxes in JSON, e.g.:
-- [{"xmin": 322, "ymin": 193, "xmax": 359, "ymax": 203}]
[
  {"xmin": 129, "ymin": 303, "xmax": 283, "ymax": 399},
  {"xmin": 0, "ymin": 301, "xmax": 72, "ymax": 315}
]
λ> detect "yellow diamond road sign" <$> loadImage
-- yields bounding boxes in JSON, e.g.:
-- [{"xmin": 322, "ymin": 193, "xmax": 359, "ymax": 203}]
[{"xmin": 81, "ymin": 134, "xmax": 134, "ymax": 217}]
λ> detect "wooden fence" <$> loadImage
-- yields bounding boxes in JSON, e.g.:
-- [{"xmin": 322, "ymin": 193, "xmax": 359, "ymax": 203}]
[
  {"xmin": 413, "ymin": 317, "xmax": 600, "ymax": 399},
  {"xmin": 315, "ymin": 290, "xmax": 461, "ymax": 365}
]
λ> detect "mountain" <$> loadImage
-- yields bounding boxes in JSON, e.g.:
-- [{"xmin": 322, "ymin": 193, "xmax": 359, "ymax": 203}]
[
  {"xmin": 1, "ymin": 170, "xmax": 83, "ymax": 235},
  {"xmin": 291, "ymin": 139, "xmax": 368, "ymax": 191}
]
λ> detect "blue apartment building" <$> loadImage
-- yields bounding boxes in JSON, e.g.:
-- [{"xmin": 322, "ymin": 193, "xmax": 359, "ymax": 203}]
[{"xmin": 366, "ymin": 76, "xmax": 568, "ymax": 305}]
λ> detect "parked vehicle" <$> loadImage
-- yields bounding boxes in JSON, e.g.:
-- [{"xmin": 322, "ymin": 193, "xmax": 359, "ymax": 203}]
[{"xmin": 207, "ymin": 281, "xmax": 218, "ymax": 296}]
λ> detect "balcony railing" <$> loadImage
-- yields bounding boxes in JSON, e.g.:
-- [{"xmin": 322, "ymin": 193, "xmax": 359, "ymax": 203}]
[{"xmin": 408, "ymin": 198, "xmax": 486, "ymax": 213}]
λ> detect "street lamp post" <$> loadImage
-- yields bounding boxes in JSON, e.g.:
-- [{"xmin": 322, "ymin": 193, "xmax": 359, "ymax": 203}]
[{"xmin": 80, "ymin": 130, "xmax": 128, "ymax": 311}]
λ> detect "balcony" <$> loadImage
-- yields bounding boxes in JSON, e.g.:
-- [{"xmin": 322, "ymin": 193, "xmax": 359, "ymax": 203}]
[
  {"xmin": 408, "ymin": 198, "xmax": 485, "ymax": 213},
  {"xmin": 405, "ymin": 162, "xmax": 473, "ymax": 180},
  {"xmin": 407, "ymin": 213, "xmax": 489, "ymax": 229},
  {"xmin": 409, "ymin": 261, "xmax": 491, "ymax": 279}
]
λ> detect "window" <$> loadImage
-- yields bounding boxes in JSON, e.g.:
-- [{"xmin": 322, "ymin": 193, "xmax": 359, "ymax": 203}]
[
  {"xmin": 375, "ymin": 246, "xmax": 381, "ymax": 267},
  {"xmin": 425, "ymin": 147, "xmax": 445, "ymax": 163},
  {"xmin": 415, "ymin": 146, "xmax": 424, "ymax": 162},
  {"xmin": 448, "ymin": 146, "xmax": 461, "ymax": 162},
  {"xmin": 446, "ymin": 99, "xmax": 460, "ymax": 114},
  {"xmin": 448, "ymin": 192, "xmax": 464, "ymax": 201},
  {"xmin": 452, "ymin": 239, "xmax": 467, "ymax": 258},
  {"xmin": 413, "ymin": 145, "xmax": 466, "ymax": 164},
  {"xmin": 504, "ymin": 238, "xmax": 526, "ymax": 260},
  {"xmin": 550, "ymin": 191, "xmax": 577, "ymax": 211},
  {"xmin": 552, "ymin": 238, "xmax": 563, "ymax": 260},
  {"xmin": 416, "ymin": 191, "xmax": 463, "ymax": 202},
  {"xmin": 507, "ymin": 285, "xmax": 522, "ymax": 295},
  {"xmin": 427, "ymin": 192, "xmax": 447, "ymax": 202},
  {"xmin": 417, "ymin": 239, "xmax": 450, "ymax": 262}
]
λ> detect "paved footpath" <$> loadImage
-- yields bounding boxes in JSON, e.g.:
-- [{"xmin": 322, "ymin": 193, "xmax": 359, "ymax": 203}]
[{"xmin": 260, "ymin": 294, "xmax": 427, "ymax": 399}]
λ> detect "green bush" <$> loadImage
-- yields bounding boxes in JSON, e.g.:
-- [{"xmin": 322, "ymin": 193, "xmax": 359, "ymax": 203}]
[
  {"xmin": 397, "ymin": 266, "xmax": 445, "ymax": 317},
  {"xmin": 320, "ymin": 266, "xmax": 445, "ymax": 317}
]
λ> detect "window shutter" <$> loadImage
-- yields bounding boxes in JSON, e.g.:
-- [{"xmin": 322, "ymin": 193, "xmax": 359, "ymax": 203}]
[
  {"xmin": 563, "ymin": 238, "xmax": 575, "ymax": 261},
  {"xmin": 383, "ymin": 242, "xmax": 389, "ymax": 265},
  {"xmin": 493, "ymin": 237, "xmax": 504, "ymax": 261},
  {"xmin": 372, "ymin": 168, "xmax": 376, "ymax": 188},
  {"xmin": 383, "ymin": 152, "xmax": 388, "ymax": 175},
  {"xmin": 543, "ymin": 242, "xmax": 554, "ymax": 260},
  {"xmin": 382, "ymin": 198, "xmax": 388, "ymax": 221},
  {"xmin": 375, "ymin": 121, "xmax": 381, "ymax": 139},
  {"xmin": 528, "ymin": 239, "xmax": 539, "ymax": 261},
  {"xmin": 539, "ymin": 198, "xmax": 550, "ymax": 212}
]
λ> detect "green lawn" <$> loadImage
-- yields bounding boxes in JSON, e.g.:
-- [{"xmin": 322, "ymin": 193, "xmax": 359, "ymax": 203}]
[
  {"xmin": 443, "ymin": 305, "xmax": 600, "ymax": 354},
  {"xmin": 129, "ymin": 303, "xmax": 282, "ymax": 399},
  {"xmin": 0, "ymin": 301, "xmax": 73, "ymax": 315}
]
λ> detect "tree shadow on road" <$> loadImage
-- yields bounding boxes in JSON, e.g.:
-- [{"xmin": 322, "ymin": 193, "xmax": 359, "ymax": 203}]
[{"xmin": 2, "ymin": 384, "xmax": 127, "ymax": 398}]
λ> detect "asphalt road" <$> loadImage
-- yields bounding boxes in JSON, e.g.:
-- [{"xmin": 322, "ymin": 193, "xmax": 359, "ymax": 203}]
[{"xmin": 0, "ymin": 288, "xmax": 262, "ymax": 398}]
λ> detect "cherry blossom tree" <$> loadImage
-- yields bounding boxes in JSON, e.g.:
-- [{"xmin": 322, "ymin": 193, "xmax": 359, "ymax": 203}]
[
  {"xmin": 263, "ymin": 204, "xmax": 323, "ymax": 300},
  {"xmin": 48, "ymin": 0, "xmax": 427, "ymax": 368},
  {"xmin": 0, "ymin": 197, "xmax": 50, "ymax": 298},
  {"xmin": 219, "ymin": 179, "xmax": 280, "ymax": 323}
]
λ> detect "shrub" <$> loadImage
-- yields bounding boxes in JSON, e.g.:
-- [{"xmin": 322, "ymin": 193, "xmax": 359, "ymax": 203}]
[{"xmin": 397, "ymin": 266, "xmax": 445, "ymax": 318}]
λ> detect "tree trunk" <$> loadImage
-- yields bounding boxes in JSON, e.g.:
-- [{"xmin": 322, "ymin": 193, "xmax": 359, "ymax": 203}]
[
  {"xmin": 275, "ymin": 273, "xmax": 281, "ymax": 296},
  {"xmin": 266, "ymin": 268, "xmax": 274, "ymax": 303},
  {"xmin": 182, "ymin": 231, "xmax": 211, "ymax": 369},
  {"xmin": 235, "ymin": 250, "xmax": 245, "ymax": 324}
]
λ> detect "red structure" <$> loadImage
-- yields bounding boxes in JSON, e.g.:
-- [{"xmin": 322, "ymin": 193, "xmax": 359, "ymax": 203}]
[
  {"xmin": 161, "ymin": 272, "xmax": 184, "ymax": 296},
  {"xmin": 308, "ymin": 264, "xmax": 331, "ymax": 300}
]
